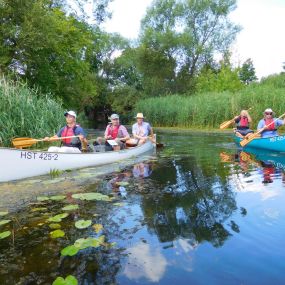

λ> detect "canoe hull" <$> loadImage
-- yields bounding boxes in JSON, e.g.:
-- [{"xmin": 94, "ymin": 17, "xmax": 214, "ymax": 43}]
[
  {"xmin": 0, "ymin": 140, "xmax": 155, "ymax": 182},
  {"xmin": 234, "ymin": 135, "xmax": 285, "ymax": 152}
]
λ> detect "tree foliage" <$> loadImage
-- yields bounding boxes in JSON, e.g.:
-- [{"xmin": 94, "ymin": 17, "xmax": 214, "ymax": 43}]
[
  {"xmin": 136, "ymin": 0, "xmax": 241, "ymax": 95},
  {"xmin": 239, "ymin": 58, "xmax": 257, "ymax": 85}
]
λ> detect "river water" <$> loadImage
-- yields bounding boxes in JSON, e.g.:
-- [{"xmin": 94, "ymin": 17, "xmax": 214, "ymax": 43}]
[{"xmin": 1, "ymin": 130, "xmax": 285, "ymax": 285}]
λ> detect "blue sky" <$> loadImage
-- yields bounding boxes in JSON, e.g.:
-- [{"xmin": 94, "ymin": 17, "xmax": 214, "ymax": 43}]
[{"xmin": 102, "ymin": 0, "xmax": 285, "ymax": 79}]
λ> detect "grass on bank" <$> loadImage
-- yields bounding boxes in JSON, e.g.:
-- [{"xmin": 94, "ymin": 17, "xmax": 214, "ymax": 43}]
[
  {"xmin": 135, "ymin": 74, "xmax": 285, "ymax": 129},
  {"xmin": 0, "ymin": 77, "xmax": 65, "ymax": 147}
]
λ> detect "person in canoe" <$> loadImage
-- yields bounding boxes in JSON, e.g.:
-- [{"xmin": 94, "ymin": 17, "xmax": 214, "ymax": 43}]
[
  {"xmin": 44, "ymin": 110, "xmax": 87, "ymax": 153},
  {"xmin": 127, "ymin": 113, "xmax": 153, "ymax": 146},
  {"xmin": 257, "ymin": 108, "xmax": 285, "ymax": 138},
  {"xmin": 104, "ymin": 113, "xmax": 130, "ymax": 151},
  {"xmin": 234, "ymin": 110, "xmax": 254, "ymax": 138}
]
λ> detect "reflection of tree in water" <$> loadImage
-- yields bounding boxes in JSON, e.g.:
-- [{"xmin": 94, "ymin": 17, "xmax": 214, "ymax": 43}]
[{"xmin": 141, "ymin": 157, "xmax": 237, "ymax": 247}]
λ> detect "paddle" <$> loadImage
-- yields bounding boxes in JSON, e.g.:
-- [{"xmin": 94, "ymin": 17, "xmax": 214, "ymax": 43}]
[
  {"xmin": 12, "ymin": 136, "xmax": 80, "ymax": 149},
  {"xmin": 240, "ymin": 113, "xmax": 285, "ymax": 147},
  {"xmin": 220, "ymin": 108, "xmax": 252, "ymax": 129}
]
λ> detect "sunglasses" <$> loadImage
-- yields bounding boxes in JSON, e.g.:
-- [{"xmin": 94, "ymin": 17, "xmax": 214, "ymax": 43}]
[{"xmin": 265, "ymin": 112, "xmax": 272, "ymax": 115}]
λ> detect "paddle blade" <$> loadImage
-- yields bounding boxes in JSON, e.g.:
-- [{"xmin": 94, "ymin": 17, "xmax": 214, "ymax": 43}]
[
  {"xmin": 239, "ymin": 134, "xmax": 257, "ymax": 147},
  {"xmin": 219, "ymin": 119, "xmax": 234, "ymax": 129},
  {"xmin": 12, "ymin": 138, "xmax": 38, "ymax": 149}
]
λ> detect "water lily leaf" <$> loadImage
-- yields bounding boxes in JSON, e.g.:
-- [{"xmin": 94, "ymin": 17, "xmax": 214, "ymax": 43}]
[
  {"xmin": 37, "ymin": 223, "xmax": 44, "ymax": 226},
  {"xmin": 0, "ymin": 220, "xmax": 11, "ymax": 226},
  {"xmin": 50, "ymin": 229, "xmax": 65, "ymax": 239},
  {"xmin": 0, "ymin": 230, "xmax": 11, "ymax": 239},
  {"xmin": 74, "ymin": 237, "xmax": 95, "ymax": 249},
  {"xmin": 75, "ymin": 219, "xmax": 92, "ymax": 229},
  {"xmin": 49, "ymin": 223, "xmax": 61, "ymax": 229},
  {"xmin": 31, "ymin": 207, "xmax": 47, "ymax": 212},
  {"xmin": 50, "ymin": 195, "xmax": 66, "ymax": 201},
  {"xmin": 61, "ymin": 245, "xmax": 79, "ymax": 257},
  {"xmin": 0, "ymin": 211, "xmax": 8, "ymax": 217},
  {"xmin": 37, "ymin": 196, "xmax": 50, "ymax": 202},
  {"xmin": 48, "ymin": 213, "xmax": 69, "ymax": 223},
  {"xmin": 52, "ymin": 275, "xmax": 78, "ymax": 285},
  {"xmin": 62, "ymin": 205, "xmax": 79, "ymax": 211},
  {"xmin": 115, "ymin": 181, "xmax": 129, "ymax": 186},
  {"xmin": 93, "ymin": 224, "xmax": 103, "ymax": 233},
  {"xmin": 72, "ymin": 192, "xmax": 110, "ymax": 201}
]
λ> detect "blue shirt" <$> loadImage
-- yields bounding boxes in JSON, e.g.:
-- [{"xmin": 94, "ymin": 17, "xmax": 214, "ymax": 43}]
[
  {"xmin": 132, "ymin": 122, "xmax": 151, "ymax": 137},
  {"xmin": 257, "ymin": 118, "xmax": 284, "ymax": 138}
]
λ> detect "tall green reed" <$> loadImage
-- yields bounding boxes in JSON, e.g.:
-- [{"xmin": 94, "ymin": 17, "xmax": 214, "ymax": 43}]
[
  {"xmin": 135, "ymin": 74, "xmax": 285, "ymax": 129},
  {"xmin": 0, "ymin": 77, "xmax": 64, "ymax": 146}
]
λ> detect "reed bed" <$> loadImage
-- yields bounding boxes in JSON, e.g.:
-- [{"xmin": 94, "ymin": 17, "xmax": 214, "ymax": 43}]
[
  {"xmin": 0, "ymin": 77, "xmax": 64, "ymax": 146},
  {"xmin": 135, "ymin": 74, "xmax": 285, "ymax": 129}
]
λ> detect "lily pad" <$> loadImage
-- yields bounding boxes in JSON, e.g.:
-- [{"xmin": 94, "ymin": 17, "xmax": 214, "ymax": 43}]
[
  {"xmin": 52, "ymin": 275, "xmax": 78, "ymax": 285},
  {"xmin": 0, "ymin": 230, "xmax": 11, "ymax": 239},
  {"xmin": 50, "ymin": 229, "xmax": 65, "ymax": 239},
  {"xmin": 115, "ymin": 181, "xmax": 129, "ymax": 186},
  {"xmin": 37, "ymin": 196, "xmax": 50, "ymax": 202},
  {"xmin": 0, "ymin": 220, "xmax": 11, "ymax": 226},
  {"xmin": 62, "ymin": 205, "xmax": 79, "ymax": 211},
  {"xmin": 72, "ymin": 192, "xmax": 110, "ymax": 201},
  {"xmin": 49, "ymin": 223, "xmax": 61, "ymax": 229},
  {"xmin": 31, "ymin": 207, "xmax": 47, "ymax": 212},
  {"xmin": 0, "ymin": 211, "xmax": 8, "ymax": 217},
  {"xmin": 74, "ymin": 237, "xmax": 103, "ymax": 249},
  {"xmin": 50, "ymin": 195, "xmax": 66, "ymax": 201},
  {"xmin": 93, "ymin": 224, "xmax": 103, "ymax": 233},
  {"xmin": 48, "ymin": 213, "xmax": 69, "ymax": 223},
  {"xmin": 61, "ymin": 245, "xmax": 79, "ymax": 257},
  {"xmin": 75, "ymin": 219, "xmax": 92, "ymax": 229}
]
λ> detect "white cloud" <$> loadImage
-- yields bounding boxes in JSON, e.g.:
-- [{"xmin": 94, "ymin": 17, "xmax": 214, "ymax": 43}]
[{"xmin": 123, "ymin": 243, "xmax": 168, "ymax": 282}]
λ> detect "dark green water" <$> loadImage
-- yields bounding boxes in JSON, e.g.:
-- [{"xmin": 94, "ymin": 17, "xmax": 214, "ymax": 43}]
[{"xmin": 1, "ymin": 131, "xmax": 285, "ymax": 285}]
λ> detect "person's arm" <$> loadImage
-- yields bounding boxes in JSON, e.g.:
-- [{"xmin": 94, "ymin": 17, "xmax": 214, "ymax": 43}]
[
  {"xmin": 43, "ymin": 128, "xmax": 63, "ymax": 141},
  {"xmin": 257, "ymin": 119, "xmax": 264, "ymax": 130},
  {"xmin": 132, "ymin": 124, "xmax": 140, "ymax": 139},
  {"xmin": 104, "ymin": 125, "xmax": 112, "ymax": 140},
  {"xmin": 119, "ymin": 126, "xmax": 130, "ymax": 141}
]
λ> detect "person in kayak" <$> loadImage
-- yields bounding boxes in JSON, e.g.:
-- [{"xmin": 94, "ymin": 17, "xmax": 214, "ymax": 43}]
[
  {"xmin": 44, "ymin": 110, "xmax": 87, "ymax": 152},
  {"xmin": 257, "ymin": 108, "xmax": 285, "ymax": 138},
  {"xmin": 234, "ymin": 110, "xmax": 253, "ymax": 138}
]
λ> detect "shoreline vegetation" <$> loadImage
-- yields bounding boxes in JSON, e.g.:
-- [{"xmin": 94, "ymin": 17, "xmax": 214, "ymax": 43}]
[
  {"xmin": 135, "ymin": 74, "xmax": 285, "ymax": 130},
  {"xmin": 0, "ymin": 77, "xmax": 64, "ymax": 147},
  {"xmin": 1, "ymin": 74, "xmax": 285, "ymax": 147}
]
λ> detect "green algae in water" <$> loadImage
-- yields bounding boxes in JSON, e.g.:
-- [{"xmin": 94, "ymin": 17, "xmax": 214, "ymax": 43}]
[
  {"xmin": 52, "ymin": 275, "xmax": 78, "ymax": 285},
  {"xmin": 31, "ymin": 207, "xmax": 47, "ymax": 212},
  {"xmin": 75, "ymin": 219, "xmax": 92, "ymax": 229},
  {"xmin": 0, "ymin": 230, "xmax": 11, "ymax": 239}
]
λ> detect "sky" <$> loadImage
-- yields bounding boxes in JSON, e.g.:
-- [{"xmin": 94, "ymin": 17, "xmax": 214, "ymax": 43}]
[{"xmin": 102, "ymin": 0, "xmax": 285, "ymax": 79}]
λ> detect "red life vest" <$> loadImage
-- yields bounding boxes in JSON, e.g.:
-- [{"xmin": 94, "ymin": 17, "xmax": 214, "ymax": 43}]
[
  {"xmin": 61, "ymin": 125, "xmax": 78, "ymax": 145},
  {"xmin": 264, "ymin": 119, "xmax": 276, "ymax": 131},
  {"xmin": 107, "ymin": 125, "xmax": 120, "ymax": 139},
  {"xmin": 238, "ymin": 117, "xmax": 249, "ymax": 128}
]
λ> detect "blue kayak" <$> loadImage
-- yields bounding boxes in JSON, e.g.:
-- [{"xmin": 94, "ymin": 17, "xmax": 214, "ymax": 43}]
[{"xmin": 234, "ymin": 134, "xmax": 285, "ymax": 152}]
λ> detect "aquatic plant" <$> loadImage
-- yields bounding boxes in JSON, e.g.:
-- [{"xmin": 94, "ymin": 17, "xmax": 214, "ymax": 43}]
[
  {"xmin": 52, "ymin": 275, "xmax": 78, "ymax": 285},
  {"xmin": 71, "ymin": 192, "xmax": 111, "ymax": 201},
  {"xmin": 75, "ymin": 219, "xmax": 92, "ymax": 229},
  {"xmin": 62, "ymin": 205, "xmax": 79, "ymax": 211},
  {"xmin": 49, "ymin": 169, "xmax": 63, "ymax": 179},
  {"xmin": 0, "ymin": 77, "xmax": 64, "ymax": 147},
  {"xmin": 0, "ymin": 230, "xmax": 11, "ymax": 239},
  {"xmin": 48, "ymin": 213, "xmax": 69, "ymax": 223},
  {"xmin": 50, "ymin": 229, "xmax": 65, "ymax": 239},
  {"xmin": 0, "ymin": 220, "xmax": 11, "ymax": 226},
  {"xmin": 0, "ymin": 211, "xmax": 8, "ymax": 216},
  {"xmin": 135, "ymin": 73, "xmax": 285, "ymax": 128}
]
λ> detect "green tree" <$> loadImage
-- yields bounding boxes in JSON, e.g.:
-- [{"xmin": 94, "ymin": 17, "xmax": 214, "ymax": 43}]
[
  {"xmin": 239, "ymin": 58, "xmax": 257, "ymax": 85},
  {"xmin": 137, "ymin": 0, "xmax": 241, "ymax": 95}
]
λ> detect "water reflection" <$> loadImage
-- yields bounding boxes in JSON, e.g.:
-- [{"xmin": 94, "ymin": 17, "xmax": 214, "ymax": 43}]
[{"xmin": 140, "ymin": 157, "xmax": 237, "ymax": 247}]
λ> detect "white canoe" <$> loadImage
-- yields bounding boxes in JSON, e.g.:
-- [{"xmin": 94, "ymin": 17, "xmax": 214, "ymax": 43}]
[{"xmin": 0, "ymin": 140, "xmax": 156, "ymax": 182}]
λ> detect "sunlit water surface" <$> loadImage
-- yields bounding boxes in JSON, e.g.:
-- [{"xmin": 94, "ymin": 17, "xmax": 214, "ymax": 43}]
[{"xmin": 1, "ymin": 131, "xmax": 285, "ymax": 285}]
